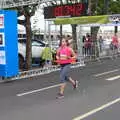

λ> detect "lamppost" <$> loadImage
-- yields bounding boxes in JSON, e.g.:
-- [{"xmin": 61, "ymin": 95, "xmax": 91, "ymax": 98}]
[
  {"xmin": 114, "ymin": 17, "xmax": 119, "ymax": 34},
  {"xmin": 112, "ymin": 0, "xmax": 118, "ymax": 33}
]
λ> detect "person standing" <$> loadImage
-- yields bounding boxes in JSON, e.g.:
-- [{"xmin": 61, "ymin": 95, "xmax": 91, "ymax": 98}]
[
  {"xmin": 56, "ymin": 38, "xmax": 78, "ymax": 99},
  {"xmin": 98, "ymin": 36, "xmax": 104, "ymax": 53},
  {"xmin": 84, "ymin": 34, "xmax": 92, "ymax": 56},
  {"xmin": 41, "ymin": 44, "xmax": 53, "ymax": 67},
  {"xmin": 111, "ymin": 33, "xmax": 118, "ymax": 49},
  {"xmin": 111, "ymin": 33, "xmax": 119, "ymax": 57}
]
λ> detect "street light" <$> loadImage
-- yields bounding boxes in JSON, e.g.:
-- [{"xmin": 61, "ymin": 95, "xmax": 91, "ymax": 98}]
[{"xmin": 114, "ymin": 17, "xmax": 119, "ymax": 33}]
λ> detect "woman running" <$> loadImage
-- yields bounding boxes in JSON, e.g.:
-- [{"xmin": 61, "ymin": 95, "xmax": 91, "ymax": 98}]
[{"xmin": 56, "ymin": 38, "xmax": 78, "ymax": 99}]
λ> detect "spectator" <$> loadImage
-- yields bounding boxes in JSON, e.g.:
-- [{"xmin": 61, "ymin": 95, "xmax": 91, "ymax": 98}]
[
  {"xmin": 41, "ymin": 44, "xmax": 53, "ymax": 67},
  {"xmin": 84, "ymin": 34, "xmax": 92, "ymax": 56},
  {"xmin": 98, "ymin": 36, "xmax": 104, "ymax": 52},
  {"xmin": 110, "ymin": 33, "xmax": 119, "ymax": 57},
  {"xmin": 111, "ymin": 33, "xmax": 118, "ymax": 49}
]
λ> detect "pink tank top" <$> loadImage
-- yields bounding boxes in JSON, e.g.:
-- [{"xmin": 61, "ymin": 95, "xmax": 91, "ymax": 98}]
[{"xmin": 58, "ymin": 46, "xmax": 72, "ymax": 64}]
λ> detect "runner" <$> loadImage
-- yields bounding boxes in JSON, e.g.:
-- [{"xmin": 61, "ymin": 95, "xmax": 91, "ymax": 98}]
[{"xmin": 56, "ymin": 37, "xmax": 78, "ymax": 99}]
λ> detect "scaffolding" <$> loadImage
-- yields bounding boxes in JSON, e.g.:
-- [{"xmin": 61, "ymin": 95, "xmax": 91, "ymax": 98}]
[{"xmin": 0, "ymin": 0, "xmax": 58, "ymax": 9}]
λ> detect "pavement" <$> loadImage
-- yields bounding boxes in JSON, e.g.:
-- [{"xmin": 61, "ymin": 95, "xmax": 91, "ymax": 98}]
[{"xmin": 0, "ymin": 57, "xmax": 120, "ymax": 120}]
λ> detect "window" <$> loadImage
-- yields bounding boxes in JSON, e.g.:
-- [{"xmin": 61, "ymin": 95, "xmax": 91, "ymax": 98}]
[{"xmin": 32, "ymin": 41, "xmax": 45, "ymax": 47}]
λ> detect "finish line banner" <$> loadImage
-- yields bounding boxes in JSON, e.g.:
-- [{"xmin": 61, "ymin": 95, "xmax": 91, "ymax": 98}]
[
  {"xmin": 54, "ymin": 15, "xmax": 109, "ymax": 25},
  {"xmin": 54, "ymin": 14, "xmax": 120, "ymax": 25}
]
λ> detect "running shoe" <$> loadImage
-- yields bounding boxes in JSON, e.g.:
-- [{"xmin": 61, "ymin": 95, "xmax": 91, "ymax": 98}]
[
  {"xmin": 73, "ymin": 80, "xmax": 79, "ymax": 89},
  {"xmin": 56, "ymin": 93, "xmax": 64, "ymax": 99}
]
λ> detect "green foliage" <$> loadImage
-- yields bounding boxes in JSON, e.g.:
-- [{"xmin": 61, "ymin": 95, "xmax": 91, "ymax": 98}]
[
  {"xmin": 109, "ymin": 0, "xmax": 120, "ymax": 14},
  {"xmin": 61, "ymin": 0, "xmax": 120, "ymax": 15},
  {"xmin": 91, "ymin": 0, "xmax": 120, "ymax": 15}
]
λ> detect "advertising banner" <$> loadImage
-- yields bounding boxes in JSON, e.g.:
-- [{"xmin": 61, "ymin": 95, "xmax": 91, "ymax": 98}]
[
  {"xmin": 0, "ymin": 33, "xmax": 5, "ymax": 47},
  {"xmin": 0, "ymin": 14, "xmax": 4, "ymax": 28},
  {"xmin": 0, "ymin": 51, "xmax": 6, "ymax": 64},
  {"xmin": 54, "ymin": 14, "xmax": 120, "ymax": 25},
  {"xmin": 0, "ymin": 10, "xmax": 18, "ymax": 77},
  {"xmin": 54, "ymin": 15, "xmax": 109, "ymax": 25}
]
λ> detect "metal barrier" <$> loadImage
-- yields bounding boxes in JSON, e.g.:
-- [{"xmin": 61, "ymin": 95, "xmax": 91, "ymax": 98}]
[
  {"xmin": 2, "ymin": 41, "xmax": 119, "ymax": 82},
  {"xmin": 1, "ymin": 62, "xmax": 85, "ymax": 82},
  {"xmin": 80, "ymin": 41, "xmax": 120, "ymax": 62}
]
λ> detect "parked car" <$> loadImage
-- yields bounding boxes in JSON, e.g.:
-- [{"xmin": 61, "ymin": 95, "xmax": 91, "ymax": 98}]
[{"xmin": 18, "ymin": 39, "xmax": 48, "ymax": 69}]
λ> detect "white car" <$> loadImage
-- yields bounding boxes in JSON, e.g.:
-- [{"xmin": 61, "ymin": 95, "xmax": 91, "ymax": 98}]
[{"xmin": 18, "ymin": 39, "xmax": 48, "ymax": 69}]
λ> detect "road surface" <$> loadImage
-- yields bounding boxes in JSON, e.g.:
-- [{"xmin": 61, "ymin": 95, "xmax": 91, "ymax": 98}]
[{"xmin": 0, "ymin": 58, "xmax": 120, "ymax": 120}]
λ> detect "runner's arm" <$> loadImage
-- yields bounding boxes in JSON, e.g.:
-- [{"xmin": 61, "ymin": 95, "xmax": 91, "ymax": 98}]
[
  {"xmin": 56, "ymin": 48, "xmax": 60, "ymax": 60},
  {"xmin": 70, "ymin": 48, "xmax": 77, "ymax": 59}
]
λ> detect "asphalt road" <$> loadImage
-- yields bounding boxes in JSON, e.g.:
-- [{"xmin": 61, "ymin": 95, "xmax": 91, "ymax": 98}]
[{"xmin": 0, "ymin": 57, "xmax": 120, "ymax": 120}]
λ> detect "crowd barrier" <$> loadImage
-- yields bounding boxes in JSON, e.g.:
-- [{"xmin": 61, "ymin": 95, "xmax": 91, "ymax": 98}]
[
  {"xmin": 80, "ymin": 42, "xmax": 120, "ymax": 62},
  {"xmin": 1, "ymin": 42, "xmax": 120, "ymax": 82},
  {"xmin": 1, "ymin": 62, "xmax": 85, "ymax": 82}
]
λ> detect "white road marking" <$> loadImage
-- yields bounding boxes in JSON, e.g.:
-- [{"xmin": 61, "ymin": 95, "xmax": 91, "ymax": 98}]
[
  {"xmin": 73, "ymin": 98, "xmax": 120, "ymax": 120},
  {"xmin": 17, "ymin": 83, "xmax": 62, "ymax": 97},
  {"xmin": 106, "ymin": 75, "xmax": 120, "ymax": 81},
  {"xmin": 94, "ymin": 69, "xmax": 119, "ymax": 77}
]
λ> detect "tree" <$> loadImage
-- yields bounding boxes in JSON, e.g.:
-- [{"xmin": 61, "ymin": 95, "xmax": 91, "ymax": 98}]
[
  {"xmin": 17, "ymin": 4, "xmax": 38, "ymax": 70},
  {"xmin": 109, "ymin": 0, "xmax": 120, "ymax": 14},
  {"xmin": 71, "ymin": 24, "xmax": 77, "ymax": 51}
]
